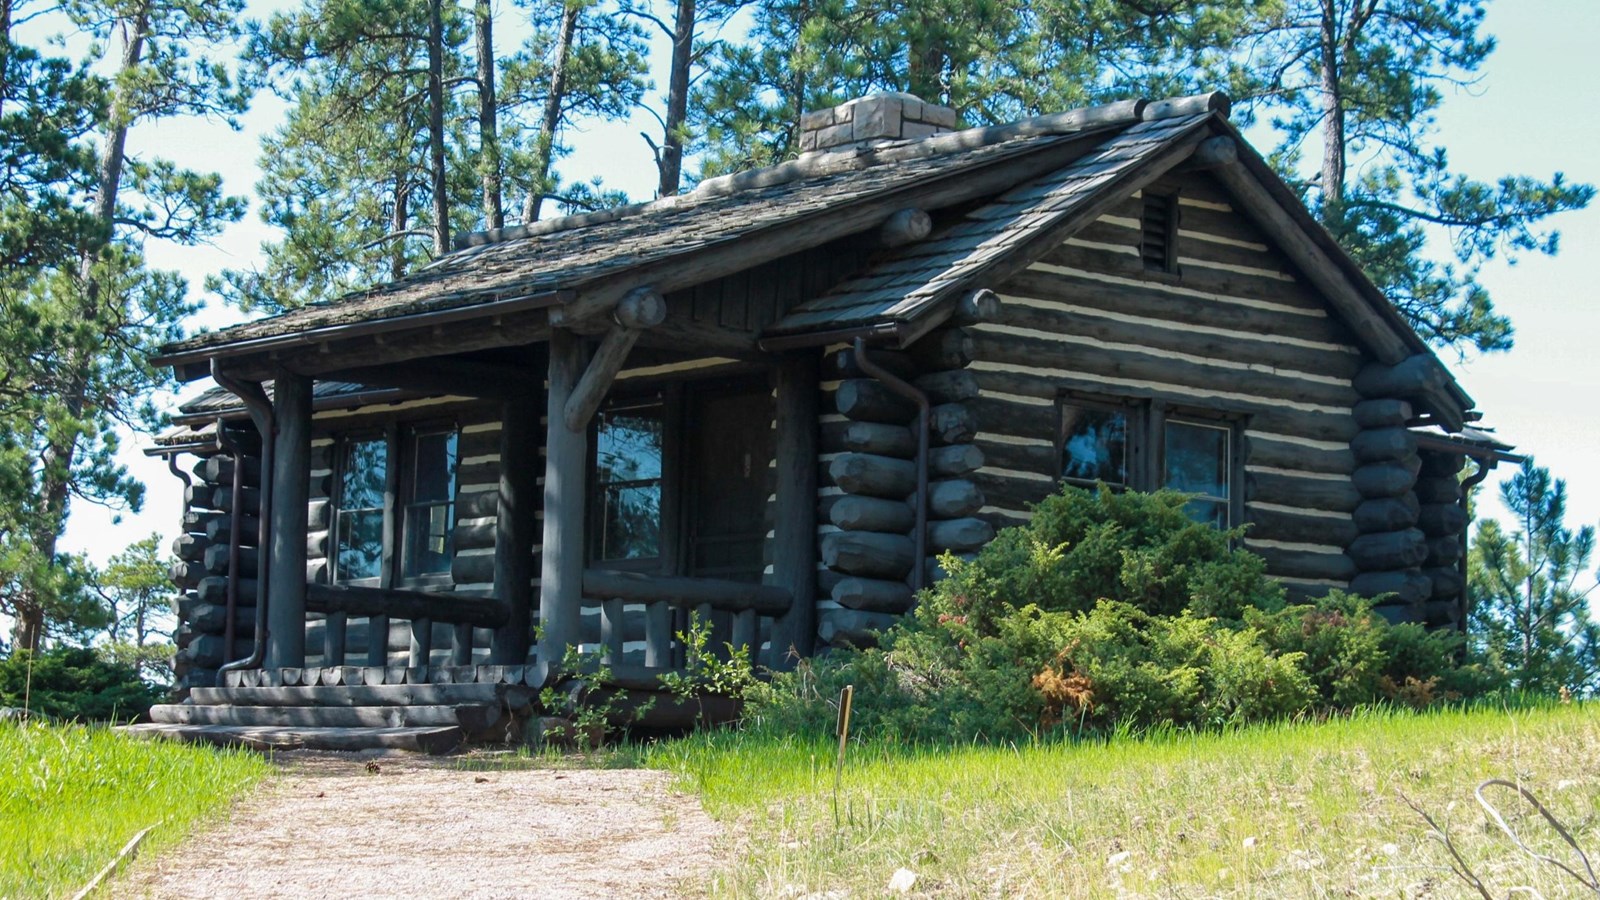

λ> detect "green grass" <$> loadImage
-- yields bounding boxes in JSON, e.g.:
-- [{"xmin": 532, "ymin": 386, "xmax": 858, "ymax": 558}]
[
  {"xmin": 648, "ymin": 703, "xmax": 1600, "ymax": 897},
  {"xmin": 0, "ymin": 722, "xmax": 270, "ymax": 899}
]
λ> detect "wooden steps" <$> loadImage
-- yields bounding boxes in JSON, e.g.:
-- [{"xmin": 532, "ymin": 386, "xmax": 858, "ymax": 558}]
[
  {"xmin": 149, "ymin": 702, "xmax": 504, "ymax": 731},
  {"xmin": 118, "ymin": 722, "xmax": 464, "ymax": 754},
  {"xmin": 188, "ymin": 682, "xmax": 533, "ymax": 709}
]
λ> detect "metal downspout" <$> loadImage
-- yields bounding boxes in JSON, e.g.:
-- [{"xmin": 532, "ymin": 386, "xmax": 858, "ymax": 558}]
[
  {"xmin": 1458, "ymin": 455, "xmax": 1496, "ymax": 634},
  {"xmin": 213, "ymin": 420, "xmax": 246, "ymax": 658},
  {"xmin": 854, "ymin": 337, "xmax": 930, "ymax": 595},
  {"xmin": 213, "ymin": 361, "xmax": 276, "ymax": 674}
]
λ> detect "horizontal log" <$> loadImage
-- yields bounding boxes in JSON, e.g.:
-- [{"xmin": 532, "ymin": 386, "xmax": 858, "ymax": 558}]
[
  {"xmin": 836, "ymin": 379, "xmax": 916, "ymax": 424},
  {"xmin": 172, "ymin": 533, "xmax": 210, "ymax": 563},
  {"xmin": 830, "ymin": 453, "xmax": 916, "ymax": 499},
  {"xmin": 182, "ymin": 602, "xmax": 257, "ymax": 636},
  {"xmin": 451, "ymin": 552, "xmax": 495, "ymax": 586},
  {"xmin": 822, "ymin": 531, "xmax": 916, "ymax": 579},
  {"xmin": 1415, "ymin": 476, "xmax": 1461, "ymax": 504},
  {"xmin": 181, "ymin": 508, "xmax": 227, "ymax": 535},
  {"xmin": 930, "ymin": 402, "xmax": 977, "ymax": 445},
  {"xmin": 931, "ymin": 443, "xmax": 985, "ymax": 477},
  {"xmin": 454, "ymin": 519, "xmax": 498, "ymax": 552},
  {"xmin": 184, "ymin": 483, "xmax": 261, "ymax": 513},
  {"xmin": 307, "ymin": 530, "xmax": 328, "ymax": 559},
  {"xmin": 151, "ymin": 702, "xmax": 498, "ymax": 730},
  {"xmin": 818, "ymin": 608, "xmax": 901, "ymax": 648},
  {"xmin": 928, "ymin": 479, "xmax": 985, "ymax": 518},
  {"xmin": 194, "ymin": 455, "xmax": 262, "ymax": 487},
  {"xmin": 832, "ymin": 577, "xmax": 916, "ymax": 614},
  {"xmin": 1243, "ymin": 434, "xmax": 1354, "ymax": 477},
  {"xmin": 1417, "ymin": 502, "xmax": 1469, "ymax": 538},
  {"xmin": 838, "ymin": 421, "xmax": 914, "ymax": 458},
  {"xmin": 1353, "ymin": 462, "xmax": 1420, "ymax": 499},
  {"xmin": 204, "ymin": 544, "xmax": 259, "ymax": 578},
  {"xmin": 1243, "ymin": 506, "xmax": 1359, "ymax": 547},
  {"xmin": 1351, "ymin": 428, "xmax": 1417, "ymax": 465},
  {"xmin": 197, "ymin": 576, "xmax": 257, "ymax": 606},
  {"xmin": 189, "ymin": 682, "xmax": 529, "ymax": 709},
  {"xmin": 1424, "ymin": 535, "xmax": 1462, "ymax": 567},
  {"xmin": 906, "ymin": 327, "xmax": 975, "ymax": 370},
  {"xmin": 1347, "ymin": 529, "xmax": 1427, "ymax": 571},
  {"xmin": 829, "ymin": 494, "xmax": 914, "ymax": 533},
  {"xmin": 1353, "ymin": 354, "xmax": 1447, "ymax": 399},
  {"xmin": 581, "ymin": 568, "xmax": 791, "ymax": 615},
  {"xmin": 169, "ymin": 561, "xmax": 204, "ymax": 590},
  {"xmin": 1425, "ymin": 566, "xmax": 1465, "ymax": 600},
  {"xmin": 823, "ymin": 346, "xmax": 916, "ymax": 381},
  {"xmin": 1418, "ymin": 451, "xmax": 1466, "ymax": 478},
  {"xmin": 1249, "ymin": 544, "xmax": 1357, "ymax": 582},
  {"xmin": 308, "ymin": 499, "xmax": 330, "ymax": 531},
  {"xmin": 972, "ymin": 471, "xmax": 1053, "ymax": 515},
  {"xmin": 1246, "ymin": 470, "xmax": 1361, "ymax": 513},
  {"xmin": 204, "ymin": 514, "xmax": 262, "ymax": 546},
  {"xmin": 914, "ymin": 369, "xmax": 980, "ymax": 404},
  {"xmin": 1354, "ymin": 495, "xmax": 1421, "ymax": 533},
  {"xmin": 1350, "ymin": 569, "xmax": 1431, "ymax": 605},
  {"xmin": 182, "ymin": 635, "xmax": 254, "ymax": 669},
  {"xmin": 1353, "ymin": 399, "xmax": 1414, "ymax": 429},
  {"xmin": 306, "ymin": 583, "xmax": 509, "ymax": 628},
  {"xmin": 953, "ymin": 288, "xmax": 1003, "ymax": 325},
  {"xmin": 929, "ymin": 517, "xmax": 994, "ymax": 552},
  {"xmin": 461, "ymin": 490, "xmax": 503, "ymax": 519}
]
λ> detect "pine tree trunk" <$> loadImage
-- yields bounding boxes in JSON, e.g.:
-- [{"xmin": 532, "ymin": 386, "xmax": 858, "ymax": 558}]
[
  {"xmin": 428, "ymin": 0, "xmax": 449, "ymax": 255},
  {"xmin": 657, "ymin": 0, "xmax": 694, "ymax": 197},
  {"xmin": 523, "ymin": 1, "xmax": 577, "ymax": 223},
  {"xmin": 15, "ymin": 4, "xmax": 148, "ymax": 653},
  {"xmin": 475, "ymin": 0, "xmax": 502, "ymax": 230},
  {"xmin": 1318, "ymin": 0, "xmax": 1345, "ymax": 202},
  {"xmin": 391, "ymin": 174, "xmax": 411, "ymax": 280}
]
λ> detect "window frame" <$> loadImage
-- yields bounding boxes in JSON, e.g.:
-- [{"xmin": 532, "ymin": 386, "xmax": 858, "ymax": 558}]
[
  {"xmin": 328, "ymin": 416, "xmax": 461, "ymax": 590},
  {"xmin": 1054, "ymin": 391, "xmax": 1246, "ymax": 529}
]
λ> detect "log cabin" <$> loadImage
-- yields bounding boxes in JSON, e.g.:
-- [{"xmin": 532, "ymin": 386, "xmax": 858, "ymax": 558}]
[{"xmin": 128, "ymin": 90, "xmax": 1520, "ymax": 751}]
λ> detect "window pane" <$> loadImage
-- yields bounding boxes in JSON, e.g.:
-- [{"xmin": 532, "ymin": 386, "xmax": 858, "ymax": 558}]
[
  {"xmin": 596, "ymin": 408, "xmax": 663, "ymax": 482},
  {"xmin": 410, "ymin": 431, "xmax": 457, "ymax": 502},
  {"xmin": 594, "ymin": 404, "xmax": 664, "ymax": 562},
  {"xmin": 336, "ymin": 509, "xmax": 384, "ymax": 581},
  {"xmin": 600, "ymin": 483, "xmax": 661, "ymax": 560},
  {"xmin": 1165, "ymin": 420, "xmax": 1230, "ymax": 527},
  {"xmin": 339, "ymin": 438, "xmax": 387, "ymax": 510},
  {"xmin": 404, "ymin": 502, "xmax": 454, "ymax": 577},
  {"xmin": 1061, "ymin": 405, "xmax": 1128, "ymax": 485}
]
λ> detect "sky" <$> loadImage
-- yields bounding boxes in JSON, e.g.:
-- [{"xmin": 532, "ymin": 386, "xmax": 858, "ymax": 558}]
[{"xmin": 52, "ymin": 0, "xmax": 1600, "ymax": 568}]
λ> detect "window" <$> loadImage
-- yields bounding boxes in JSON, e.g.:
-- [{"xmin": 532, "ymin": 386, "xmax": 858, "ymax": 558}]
[
  {"xmin": 335, "ymin": 437, "xmax": 387, "ymax": 582},
  {"xmin": 332, "ymin": 423, "xmax": 459, "ymax": 585},
  {"xmin": 1140, "ymin": 191, "xmax": 1180, "ymax": 274},
  {"xmin": 592, "ymin": 402, "xmax": 664, "ymax": 563},
  {"xmin": 1057, "ymin": 395, "xmax": 1238, "ymax": 528},
  {"xmin": 1059, "ymin": 401, "xmax": 1133, "ymax": 489},
  {"xmin": 1163, "ymin": 419, "xmax": 1231, "ymax": 528},
  {"xmin": 402, "ymin": 428, "xmax": 458, "ymax": 577}
]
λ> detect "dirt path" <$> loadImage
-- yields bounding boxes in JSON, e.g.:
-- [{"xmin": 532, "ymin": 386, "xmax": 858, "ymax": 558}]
[{"xmin": 117, "ymin": 752, "xmax": 723, "ymax": 899}]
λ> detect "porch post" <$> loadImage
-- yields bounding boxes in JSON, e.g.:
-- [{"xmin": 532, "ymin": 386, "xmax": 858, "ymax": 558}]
[
  {"xmin": 265, "ymin": 370, "xmax": 311, "ymax": 668},
  {"xmin": 535, "ymin": 328, "xmax": 588, "ymax": 680},
  {"xmin": 767, "ymin": 350, "xmax": 819, "ymax": 667},
  {"xmin": 490, "ymin": 397, "xmax": 539, "ymax": 664}
]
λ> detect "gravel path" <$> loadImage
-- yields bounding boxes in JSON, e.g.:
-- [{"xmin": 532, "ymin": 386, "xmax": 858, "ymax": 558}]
[{"xmin": 117, "ymin": 753, "xmax": 723, "ymax": 899}]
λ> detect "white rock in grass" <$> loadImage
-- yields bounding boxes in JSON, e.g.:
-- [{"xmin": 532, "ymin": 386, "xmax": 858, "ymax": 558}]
[
  {"xmin": 1242, "ymin": 836, "xmax": 1258, "ymax": 850},
  {"xmin": 1106, "ymin": 851, "xmax": 1131, "ymax": 868},
  {"xmin": 887, "ymin": 868, "xmax": 918, "ymax": 893}
]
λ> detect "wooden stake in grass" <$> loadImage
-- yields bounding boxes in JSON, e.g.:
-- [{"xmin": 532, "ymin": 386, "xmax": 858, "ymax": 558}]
[{"xmin": 833, "ymin": 684, "xmax": 854, "ymax": 830}]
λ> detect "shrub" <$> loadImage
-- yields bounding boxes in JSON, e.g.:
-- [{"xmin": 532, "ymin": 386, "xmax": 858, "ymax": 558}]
[
  {"xmin": 746, "ymin": 484, "xmax": 1497, "ymax": 743},
  {"xmin": 0, "ymin": 648, "xmax": 163, "ymax": 723}
]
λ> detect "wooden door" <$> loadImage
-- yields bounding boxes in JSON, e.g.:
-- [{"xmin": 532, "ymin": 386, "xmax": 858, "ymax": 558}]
[{"xmin": 684, "ymin": 383, "xmax": 773, "ymax": 583}]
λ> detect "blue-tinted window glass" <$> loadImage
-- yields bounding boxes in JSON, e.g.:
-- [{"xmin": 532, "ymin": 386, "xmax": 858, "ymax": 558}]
[
  {"xmin": 1061, "ymin": 405, "xmax": 1128, "ymax": 486},
  {"xmin": 403, "ymin": 429, "xmax": 457, "ymax": 577},
  {"xmin": 336, "ymin": 438, "xmax": 387, "ymax": 581},
  {"xmin": 594, "ymin": 405, "xmax": 663, "ymax": 561},
  {"xmin": 1164, "ymin": 420, "xmax": 1230, "ymax": 527}
]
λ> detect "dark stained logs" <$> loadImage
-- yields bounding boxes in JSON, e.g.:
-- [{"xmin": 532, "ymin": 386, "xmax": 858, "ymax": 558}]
[
  {"xmin": 1417, "ymin": 503, "xmax": 1469, "ymax": 537},
  {"xmin": 1419, "ymin": 452, "xmax": 1465, "ymax": 477},
  {"xmin": 1415, "ymin": 477, "xmax": 1461, "ymax": 504},
  {"xmin": 929, "ymin": 403, "xmax": 977, "ymax": 445},
  {"xmin": 172, "ymin": 533, "xmax": 209, "ymax": 563},
  {"xmin": 266, "ymin": 372, "xmax": 312, "ymax": 669},
  {"xmin": 581, "ymin": 569, "xmax": 791, "ymax": 615},
  {"xmin": 1354, "ymin": 496, "xmax": 1421, "ymax": 533},
  {"xmin": 1247, "ymin": 544, "xmax": 1358, "ymax": 582},
  {"xmin": 821, "ymin": 531, "xmax": 916, "ymax": 580},
  {"xmin": 830, "ymin": 453, "xmax": 916, "ymax": 499},
  {"xmin": 451, "ymin": 552, "xmax": 495, "ymax": 586},
  {"xmin": 198, "ymin": 576, "xmax": 258, "ymax": 605},
  {"xmin": 1353, "ymin": 463, "xmax": 1420, "ymax": 499},
  {"xmin": 824, "ymin": 346, "xmax": 916, "ymax": 381},
  {"xmin": 928, "ymin": 479, "xmax": 985, "ymax": 518},
  {"xmin": 818, "ymin": 608, "xmax": 900, "ymax": 648},
  {"xmin": 836, "ymin": 379, "xmax": 917, "ymax": 424},
  {"xmin": 907, "ymin": 327, "xmax": 975, "ymax": 371},
  {"xmin": 1243, "ymin": 507, "xmax": 1359, "ymax": 547},
  {"xmin": 1346, "ymin": 529, "xmax": 1428, "ymax": 571},
  {"xmin": 185, "ymin": 602, "xmax": 257, "ymax": 635},
  {"xmin": 832, "ymin": 577, "xmax": 916, "ymax": 614},
  {"xmin": 491, "ymin": 397, "xmax": 539, "ymax": 664},
  {"xmin": 537, "ymin": 328, "xmax": 589, "ymax": 676},
  {"xmin": 1350, "ymin": 570, "xmax": 1431, "ymax": 604},
  {"xmin": 931, "ymin": 444, "xmax": 985, "ymax": 477},
  {"xmin": 1353, "ymin": 398, "xmax": 1413, "ymax": 429},
  {"xmin": 914, "ymin": 369, "xmax": 980, "ymax": 403},
  {"xmin": 839, "ymin": 421, "xmax": 915, "ymax": 457},
  {"xmin": 769, "ymin": 351, "xmax": 820, "ymax": 664},
  {"xmin": 1247, "ymin": 470, "xmax": 1361, "ymax": 513},
  {"xmin": 1351, "ymin": 428, "xmax": 1417, "ymax": 464},
  {"xmin": 829, "ymin": 495, "xmax": 915, "ymax": 533},
  {"xmin": 929, "ymin": 517, "xmax": 994, "ymax": 552},
  {"xmin": 1353, "ymin": 354, "xmax": 1447, "ymax": 399},
  {"xmin": 195, "ymin": 455, "xmax": 262, "ymax": 487},
  {"xmin": 306, "ymin": 584, "xmax": 510, "ymax": 628},
  {"xmin": 1424, "ymin": 536, "xmax": 1461, "ymax": 567},
  {"xmin": 204, "ymin": 544, "xmax": 258, "ymax": 577}
]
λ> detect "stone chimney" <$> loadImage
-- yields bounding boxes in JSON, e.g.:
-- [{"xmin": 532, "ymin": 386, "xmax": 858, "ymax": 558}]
[{"xmin": 798, "ymin": 92, "xmax": 959, "ymax": 154}]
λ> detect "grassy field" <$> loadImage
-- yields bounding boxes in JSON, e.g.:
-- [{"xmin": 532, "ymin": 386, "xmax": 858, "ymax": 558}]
[
  {"xmin": 0, "ymin": 723, "xmax": 269, "ymax": 899},
  {"xmin": 650, "ymin": 703, "xmax": 1600, "ymax": 897}
]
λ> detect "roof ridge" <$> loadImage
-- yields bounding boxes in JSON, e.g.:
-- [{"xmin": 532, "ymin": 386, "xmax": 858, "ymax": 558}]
[{"xmin": 444, "ymin": 92, "xmax": 1229, "ymax": 259}]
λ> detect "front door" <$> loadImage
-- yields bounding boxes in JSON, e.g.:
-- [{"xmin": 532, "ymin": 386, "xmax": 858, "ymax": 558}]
[{"xmin": 684, "ymin": 384, "xmax": 773, "ymax": 584}]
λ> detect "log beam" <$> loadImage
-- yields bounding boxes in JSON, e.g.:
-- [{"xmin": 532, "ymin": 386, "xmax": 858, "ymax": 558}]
[
  {"xmin": 265, "ymin": 371, "xmax": 311, "ymax": 668},
  {"xmin": 561, "ymin": 287, "xmax": 666, "ymax": 431},
  {"xmin": 490, "ymin": 397, "xmax": 539, "ymax": 663},
  {"xmin": 535, "ymin": 329, "xmax": 589, "ymax": 683},
  {"xmin": 767, "ymin": 352, "xmax": 819, "ymax": 666}
]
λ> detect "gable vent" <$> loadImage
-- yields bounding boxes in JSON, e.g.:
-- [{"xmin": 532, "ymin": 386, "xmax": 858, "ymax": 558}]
[{"xmin": 1140, "ymin": 192, "xmax": 1180, "ymax": 273}]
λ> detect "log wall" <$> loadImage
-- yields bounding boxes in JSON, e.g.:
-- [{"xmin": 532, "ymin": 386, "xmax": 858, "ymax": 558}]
[{"xmin": 966, "ymin": 176, "xmax": 1369, "ymax": 595}]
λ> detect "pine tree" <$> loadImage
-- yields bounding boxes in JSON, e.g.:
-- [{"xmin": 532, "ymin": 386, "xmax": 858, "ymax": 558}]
[
  {"xmin": 1228, "ymin": 0, "xmax": 1593, "ymax": 353},
  {"xmin": 1469, "ymin": 460, "xmax": 1600, "ymax": 695}
]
